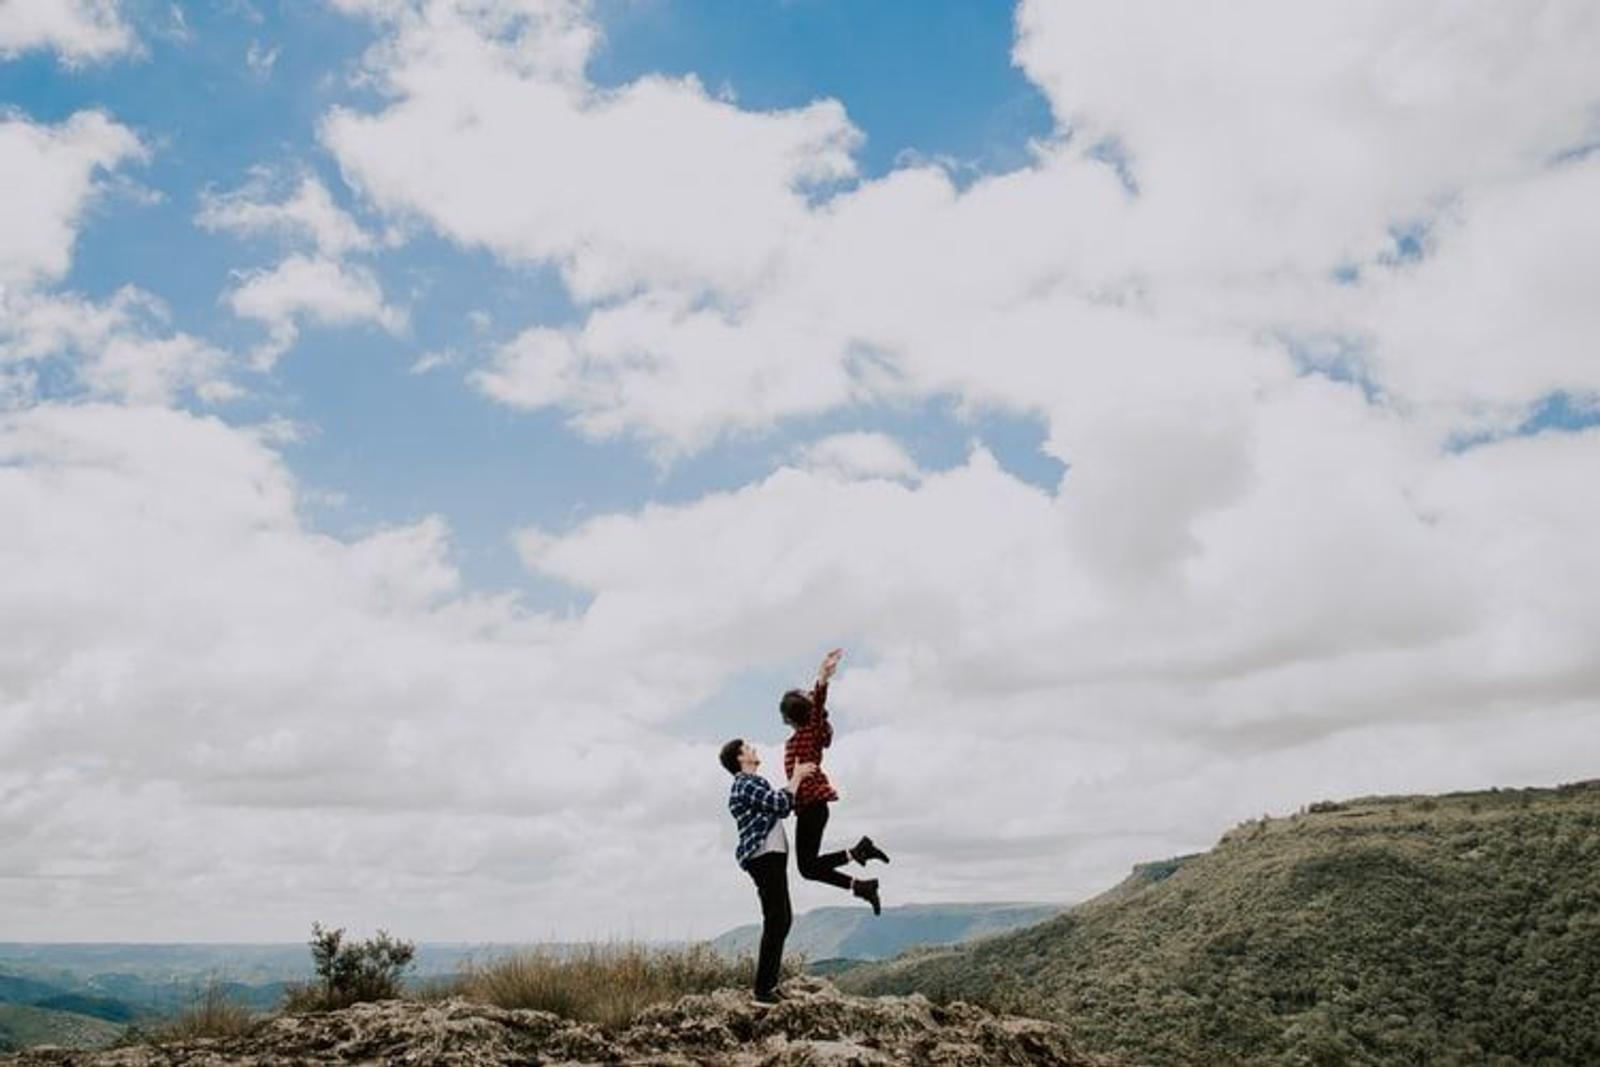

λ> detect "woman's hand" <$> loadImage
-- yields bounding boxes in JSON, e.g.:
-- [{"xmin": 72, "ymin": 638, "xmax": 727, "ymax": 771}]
[{"xmin": 816, "ymin": 647, "xmax": 844, "ymax": 685}]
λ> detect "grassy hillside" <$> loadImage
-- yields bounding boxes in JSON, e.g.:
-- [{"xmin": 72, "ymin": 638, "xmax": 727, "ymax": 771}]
[
  {"xmin": 0, "ymin": 1004, "xmax": 123, "ymax": 1054},
  {"xmin": 842, "ymin": 778, "xmax": 1600, "ymax": 1066},
  {"xmin": 711, "ymin": 902, "xmax": 1063, "ymax": 964}
]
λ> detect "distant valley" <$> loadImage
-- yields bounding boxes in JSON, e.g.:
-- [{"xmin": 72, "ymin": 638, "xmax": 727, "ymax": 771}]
[{"xmin": 711, "ymin": 901, "xmax": 1064, "ymax": 966}]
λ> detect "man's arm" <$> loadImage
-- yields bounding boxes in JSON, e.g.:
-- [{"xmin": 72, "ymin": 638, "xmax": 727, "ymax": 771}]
[
  {"xmin": 751, "ymin": 777, "xmax": 793, "ymax": 817},
  {"xmin": 738, "ymin": 765, "xmax": 813, "ymax": 816},
  {"xmin": 733, "ymin": 776, "xmax": 788, "ymax": 817}
]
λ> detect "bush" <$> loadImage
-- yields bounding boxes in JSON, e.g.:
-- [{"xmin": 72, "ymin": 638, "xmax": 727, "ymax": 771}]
[{"xmin": 282, "ymin": 921, "xmax": 416, "ymax": 1012}]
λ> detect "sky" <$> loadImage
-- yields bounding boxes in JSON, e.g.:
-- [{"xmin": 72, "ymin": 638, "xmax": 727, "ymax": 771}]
[{"xmin": 1, "ymin": 0, "xmax": 1598, "ymax": 943}]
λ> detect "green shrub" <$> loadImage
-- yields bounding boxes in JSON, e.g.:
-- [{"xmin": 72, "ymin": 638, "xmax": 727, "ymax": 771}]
[{"xmin": 282, "ymin": 921, "xmax": 416, "ymax": 1013}]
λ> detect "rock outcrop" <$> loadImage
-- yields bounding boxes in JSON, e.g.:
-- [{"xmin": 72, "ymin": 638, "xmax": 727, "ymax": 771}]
[{"xmin": 2, "ymin": 977, "xmax": 1115, "ymax": 1065}]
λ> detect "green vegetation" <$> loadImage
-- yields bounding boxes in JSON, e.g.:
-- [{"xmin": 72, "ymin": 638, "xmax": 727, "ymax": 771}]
[
  {"xmin": 842, "ymin": 779, "xmax": 1600, "ymax": 1066},
  {"xmin": 0, "ymin": 1002, "xmax": 124, "ymax": 1052},
  {"xmin": 281, "ymin": 922, "xmax": 417, "ymax": 1013},
  {"xmin": 433, "ymin": 941, "xmax": 795, "ymax": 1027}
]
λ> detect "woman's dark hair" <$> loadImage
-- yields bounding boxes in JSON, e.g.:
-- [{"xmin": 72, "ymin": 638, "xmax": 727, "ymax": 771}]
[
  {"xmin": 719, "ymin": 738, "xmax": 745, "ymax": 775},
  {"xmin": 780, "ymin": 689, "xmax": 813, "ymax": 728}
]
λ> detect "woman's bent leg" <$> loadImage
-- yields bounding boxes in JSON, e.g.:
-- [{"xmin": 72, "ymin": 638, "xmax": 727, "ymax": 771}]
[{"xmin": 794, "ymin": 803, "xmax": 853, "ymax": 890}]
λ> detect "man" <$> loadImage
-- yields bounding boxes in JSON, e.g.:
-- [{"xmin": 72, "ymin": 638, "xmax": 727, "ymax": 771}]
[{"xmin": 720, "ymin": 737, "xmax": 813, "ymax": 1004}]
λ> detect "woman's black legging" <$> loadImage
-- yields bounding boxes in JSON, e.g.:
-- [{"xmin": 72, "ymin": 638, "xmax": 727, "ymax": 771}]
[{"xmin": 794, "ymin": 802, "xmax": 854, "ymax": 891}]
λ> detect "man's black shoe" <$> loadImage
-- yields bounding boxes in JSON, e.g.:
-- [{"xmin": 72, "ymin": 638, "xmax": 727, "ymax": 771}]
[
  {"xmin": 852, "ymin": 877, "xmax": 882, "ymax": 916},
  {"xmin": 753, "ymin": 988, "xmax": 786, "ymax": 1005},
  {"xmin": 849, "ymin": 835, "xmax": 890, "ymax": 865}
]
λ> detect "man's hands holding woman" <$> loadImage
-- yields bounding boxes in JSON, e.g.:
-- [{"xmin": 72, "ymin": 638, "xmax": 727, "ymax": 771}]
[{"xmin": 788, "ymin": 762, "xmax": 817, "ymax": 793}]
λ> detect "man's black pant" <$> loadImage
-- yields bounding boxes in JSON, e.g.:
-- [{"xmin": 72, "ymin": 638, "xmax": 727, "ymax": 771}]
[
  {"xmin": 794, "ymin": 802, "xmax": 854, "ymax": 891},
  {"xmin": 744, "ymin": 851, "xmax": 792, "ymax": 996}
]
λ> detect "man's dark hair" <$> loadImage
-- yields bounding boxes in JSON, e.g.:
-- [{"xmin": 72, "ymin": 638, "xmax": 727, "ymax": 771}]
[
  {"xmin": 780, "ymin": 688, "xmax": 813, "ymax": 728},
  {"xmin": 719, "ymin": 738, "xmax": 745, "ymax": 775}
]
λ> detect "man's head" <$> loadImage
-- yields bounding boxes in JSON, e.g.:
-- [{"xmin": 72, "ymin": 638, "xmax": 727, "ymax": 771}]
[
  {"xmin": 779, "ymin": 688, "xmax": 813, "ymax": 728},
  {"xmin": 719, "ymin": 738, "xmax": 759, "ymax": 775}
]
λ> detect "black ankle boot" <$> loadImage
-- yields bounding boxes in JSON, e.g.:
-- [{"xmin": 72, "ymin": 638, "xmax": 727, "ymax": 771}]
[
  {"xmin": 849, "ymin": 835, "xmax": 890, "ymax": 865},
  {"xmin": 852, "ymin": 877, "xmax": 882, "ymax": 916}
]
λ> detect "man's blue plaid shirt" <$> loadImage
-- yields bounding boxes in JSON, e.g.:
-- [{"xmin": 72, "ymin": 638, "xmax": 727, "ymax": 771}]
[{"xmin": 728, "ymin": 772, "xmax": 794, "ymax": 868}]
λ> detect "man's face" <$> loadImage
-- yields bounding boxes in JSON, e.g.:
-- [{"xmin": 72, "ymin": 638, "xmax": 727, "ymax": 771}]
[{"xmin": 740, "ymin": 743, "xmax": 760, "ymax": 771}]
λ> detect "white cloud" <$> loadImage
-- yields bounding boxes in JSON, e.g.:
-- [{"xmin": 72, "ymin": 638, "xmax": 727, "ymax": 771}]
[
  {"xmin": 0, "ymin": 110, "xmax": 238, "ymax": 405},
  {"xmin": 409, "ymin": 347, "xmax": 458, "ymax": 374},
  {"xmin": 0, "ymin": 401, "xmax": 739, "ymax": 939},
  {"xmin": 321, "ymin": 0, "xmax": 860, "ymax": 305},
  {"xmin": 322, "ymin": 0, "xmax": 1600, "ymax": 464},
  {"xmin": 0, "ymin": 364, "xmax": 37, "ymax": 410},
  {"xmin": 245, "ymin": 39, "xmax": 279, "ymax": 78},
  {"xmin": 1351, "ymin": 154, "xmax": 1600, "ymax": 426},
  {"xmin": 791, "ymin": 431, "xmax": 921, "ymax": 483},
  {"xmin": 1007, "ymin": 0, "xmax": 1600, "ymax": 438},
  {"xmin": 200, "ymin": 172, "xmax": 404, "ymax": 366},
  {"xmin": 198, "ymin": 171, "xmax": 374, "ymax": 257},
  {"xmin": 225, "ymin": 253, "xmax": 406, "ymax": 366},
  {"xmin": 1, "ymin": 287, "xmax": 237, "ymax": 405},
  {"xmin": 0, "ymin": 0, "xmax": 137, "ymax": 65},
  {"xmin": 1012, "ymin": 0, "xmax": 1600, "ymax": 281},
  {"xmin": 0, "ymin": 110, "xmax": 144, "ymax": 288},
  {"xmin": 513, "ymin": 381, "xmax": 1481, "ymax": 701}
]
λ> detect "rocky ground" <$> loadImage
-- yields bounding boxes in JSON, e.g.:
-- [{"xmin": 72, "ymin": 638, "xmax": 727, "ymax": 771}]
[{"xmin": 0, "ymin": 977, "xmax": 1116, "ymax": 1065}]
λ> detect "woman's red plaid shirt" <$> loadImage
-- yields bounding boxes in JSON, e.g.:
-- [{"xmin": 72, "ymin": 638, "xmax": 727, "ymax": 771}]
[{"xmin": 784, "ymin": 680, "xmax": 840, "ymax": 808}]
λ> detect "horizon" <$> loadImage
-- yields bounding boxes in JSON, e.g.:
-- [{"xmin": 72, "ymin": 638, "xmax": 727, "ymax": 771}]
[
  {"xmin": 3, "ymin": 0, "xmax": 1598, "ymax": 943},
  {"xmin": 0, "ymin": 895, "xmax": 1064, "ymax": 950}
]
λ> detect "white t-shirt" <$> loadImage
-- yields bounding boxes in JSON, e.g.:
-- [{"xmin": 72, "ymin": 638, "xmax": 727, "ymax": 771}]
[{"xmin": 751, "ymin": 814, "xmax": 788, "ymax": 859}]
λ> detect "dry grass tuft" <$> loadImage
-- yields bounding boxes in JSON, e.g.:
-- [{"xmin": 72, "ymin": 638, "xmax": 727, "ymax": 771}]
[
  {"xmin": 431, "ymin": 941, "xmax": 797, "ymax": 1027},
  {"xmin": 142, "ymin": 977, "xmax": 261, "ymax": 1043}
]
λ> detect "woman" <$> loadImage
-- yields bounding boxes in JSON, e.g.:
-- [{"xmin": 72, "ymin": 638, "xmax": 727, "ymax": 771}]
[{"xmin": 781, "ymin": 646, "xmax": 890, "ymax": 914}]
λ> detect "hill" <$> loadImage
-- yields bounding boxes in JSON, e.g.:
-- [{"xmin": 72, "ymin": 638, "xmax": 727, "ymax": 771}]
[
  {"xmin": 841, "ymin": 778, "xmax": 1600, "ymax": 1065},
  {"xmin": 0, "ymin": 1006, "xmax": 122, "ymax": 1056},
  {"xmin": 20, "ymin": 1000, "xmax": 134, "ymax": 1028},
  {"xmin": 711, "ymin": 901, "xmax": 1063, "ymax": 964},
  {"xmin": 0, "ymin": 983, "xmax": 66, "ymax": 1011},
  {"xmin": 0, "ymin": 976, "xmax": 1114, "ymax": 1065},
  {"xmin": 0, "ymin": 975, "xmax": 141, "ymax": 1051}
]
